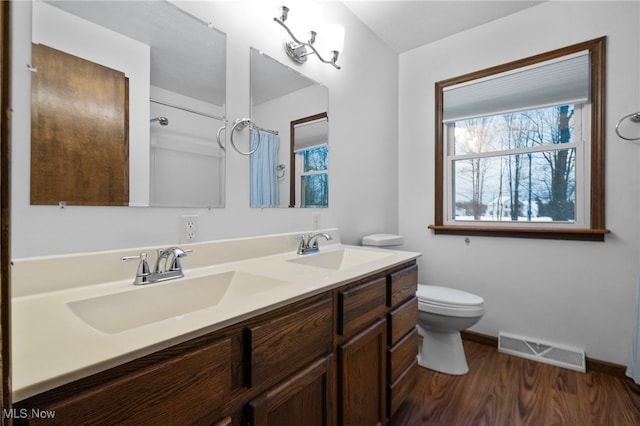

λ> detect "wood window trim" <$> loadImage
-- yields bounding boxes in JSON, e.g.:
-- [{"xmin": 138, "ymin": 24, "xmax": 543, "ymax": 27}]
[{"xmin": 430, "ymin": 37, "xmax": 609, "ymax": 242}]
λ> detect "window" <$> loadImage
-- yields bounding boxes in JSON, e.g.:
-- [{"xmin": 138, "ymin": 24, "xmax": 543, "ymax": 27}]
[
  {"xmin": 430, "ymin": 37, "xmax": 608, "ymax": 241},
  {"xmin": 297, "ymin": 145, "xmax": 328, "ymax": 208}
]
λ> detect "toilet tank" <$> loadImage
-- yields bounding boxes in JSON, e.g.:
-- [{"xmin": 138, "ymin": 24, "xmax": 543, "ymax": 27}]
[{"xmin": 362, "ymin": 234, "xmax": 404, "ymax": 247}]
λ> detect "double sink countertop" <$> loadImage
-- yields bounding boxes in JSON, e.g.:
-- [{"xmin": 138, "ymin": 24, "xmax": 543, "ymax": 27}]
[{"xmin": 11, "ymin": 229, "xmax": 421, "ymax": 402}]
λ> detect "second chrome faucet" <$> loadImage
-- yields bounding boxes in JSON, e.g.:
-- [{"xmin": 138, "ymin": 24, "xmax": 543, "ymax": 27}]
[
  {"xmin": 122, "ymin": 246, "xmax": 191, "ymax": 285},
  {"xmin": 297, "ymin": 233, "xmax": 332, "ymax": 255}
]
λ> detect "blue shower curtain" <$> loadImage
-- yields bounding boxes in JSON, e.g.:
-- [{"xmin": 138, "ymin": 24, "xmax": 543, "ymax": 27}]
[
  {"xmin": 250, "ymin": 129, "xmax": 280, "ymax": 208},
  {"xmin": 627, "ymin": 271, "xmax": 640, "ymax": 383}
]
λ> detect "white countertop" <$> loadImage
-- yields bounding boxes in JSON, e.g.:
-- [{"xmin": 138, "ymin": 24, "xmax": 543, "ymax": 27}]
[{"xmin": 12, "ymin": 239, "xmax": 420, "ymax": 402}]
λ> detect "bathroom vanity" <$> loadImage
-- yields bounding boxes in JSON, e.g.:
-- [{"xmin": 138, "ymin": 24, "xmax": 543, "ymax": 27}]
[{"xmin": 11, "ymin": 231, "xmax": 419, "ymax": 425}]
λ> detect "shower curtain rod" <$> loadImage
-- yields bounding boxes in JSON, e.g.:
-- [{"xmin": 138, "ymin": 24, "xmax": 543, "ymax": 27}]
[
  {"xmin": 252, "ymin": 124, "xmax": 279, "ymax": 135},
  {"xmin": 149, "ymin": 98, "xmax": 225, "ymax": 122}
]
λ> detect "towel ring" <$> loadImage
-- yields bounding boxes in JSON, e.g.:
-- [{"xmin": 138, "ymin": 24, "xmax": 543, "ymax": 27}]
[
  {"xmin": 229, "ymin": 118, "xmax": 260, "ymax": 156},
  {"xmin": 615, "ymin": 112, "xmax": 640, "ymax": 141},
  {"xmin": 215, "ymin": 125, "xmax": 226, "ymax": 151}
]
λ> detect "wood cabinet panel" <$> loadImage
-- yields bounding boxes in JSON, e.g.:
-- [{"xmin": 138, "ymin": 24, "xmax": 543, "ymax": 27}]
[
  {"xmin": 247, "ymin": 296, "xmax": 333, "ymax": 389},
  {"xmin": 387, "ymin": 265, "xmax": 417, "ymax": 308},
  {"xmin": 247, "ymin": 355, "xmax": 332, "ymax": 426},
  {"xmin": 387, "ymin": 360, "xmax": 417, "ymax": 418},
  {"xmin": 31, "ymin": 43, "xmax": 129, "ymax": 206},
  {"xmin": 387, "ymin": 328, "xmax": 418, "ymax": 384},
  {"xmin": 338, "ymin": 319, "xmax": 386, "ymax": 426},
  {"xmin": 338, "ymin": 277, "xmax": 386, "ymax": 337},
  {"xmin": 388, "ymin": 297, "xmax": 418, "ymax": 345},
  {"xmin": 24, "ymin": 337, "xmax": 232, "ymax": 425}
]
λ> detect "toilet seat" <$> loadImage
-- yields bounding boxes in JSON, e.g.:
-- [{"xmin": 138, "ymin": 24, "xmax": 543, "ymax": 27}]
[
  {"xmin": 417, "ymin": 285, "xmax": 484, "ymax": 307},
  {"xmin": 417, "ymin": 285, "xmax": 484, "ymax": 317}
]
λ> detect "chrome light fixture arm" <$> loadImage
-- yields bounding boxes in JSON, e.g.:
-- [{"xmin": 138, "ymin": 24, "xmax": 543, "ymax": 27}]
[{"xmin": 274, "ymin": 12, "xmax": 341, "ymax": 70}]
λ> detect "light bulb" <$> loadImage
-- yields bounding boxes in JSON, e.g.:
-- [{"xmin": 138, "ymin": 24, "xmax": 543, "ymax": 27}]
[{"xmin": 323, "ymin": 23, "xmax": 345, "ymax": 53}]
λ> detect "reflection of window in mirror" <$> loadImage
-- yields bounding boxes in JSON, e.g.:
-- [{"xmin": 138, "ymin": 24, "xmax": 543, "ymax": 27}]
[
  {"xmin": 290, "ymin": 113, "xmax": 329, "ymax": 208},
  {"xmin": 297, "ymin": 146, "xmax": 328, "ymax": 208},
  {"xmin": 430, "ymin": 37, "xmax": 607, "ymax": 241}
]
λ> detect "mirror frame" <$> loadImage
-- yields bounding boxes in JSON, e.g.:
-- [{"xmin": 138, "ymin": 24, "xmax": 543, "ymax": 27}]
[{"xmin": 289, "ymin": 112, "xmax": 328, "ymax": 208}]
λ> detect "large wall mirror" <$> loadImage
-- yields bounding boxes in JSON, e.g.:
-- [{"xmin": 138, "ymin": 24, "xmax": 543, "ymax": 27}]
[
  {"xmin": 30, "ymin": 0, "xmax": 226, "ymax": 208},
  {"xmin": 249, "ymin": 47, "xmax": 329, "ymax": 208}
]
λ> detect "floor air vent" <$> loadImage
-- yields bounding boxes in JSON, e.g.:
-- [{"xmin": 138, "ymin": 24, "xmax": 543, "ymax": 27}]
[{"xmin": 498, "ymin": 332, "xmax": 586, "ymax": 372}]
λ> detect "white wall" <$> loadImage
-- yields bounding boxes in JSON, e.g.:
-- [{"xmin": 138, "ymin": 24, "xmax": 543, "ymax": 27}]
[
  {"xmin": 399, "ymin": 1, "xmax": 640, "ymax": 364},
  {"xmin": 149, "ymin": 86, "xmax": 225, "ymax": 207},
  {"xmin": 11, "ymin": 0, "xmax": 399, "ymax": 257}
]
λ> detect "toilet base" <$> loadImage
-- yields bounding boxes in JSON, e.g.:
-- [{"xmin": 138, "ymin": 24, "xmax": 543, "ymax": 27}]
[{"xmin": 417, "ymin": 327, "xmax": 469, "ymax": 375}]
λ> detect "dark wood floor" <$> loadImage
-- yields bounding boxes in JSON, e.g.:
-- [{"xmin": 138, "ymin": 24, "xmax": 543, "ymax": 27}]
[{"xmin": 389, "ymin": 340, "xmax": 640, "ymax": 426}]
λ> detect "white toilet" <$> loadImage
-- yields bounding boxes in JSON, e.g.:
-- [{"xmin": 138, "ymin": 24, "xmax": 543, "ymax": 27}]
[
  {"xmin": 362, "ymin": 234, "xmax": 485, "ymax": 375},
  {"xmin": 416, "ymin": 284, "xmax": 484, "ymax": 375}
]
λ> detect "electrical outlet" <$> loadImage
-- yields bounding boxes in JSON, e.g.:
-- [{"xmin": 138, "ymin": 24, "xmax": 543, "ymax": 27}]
[{"xmin": 179, "ymin": 215, "xmax": 198, "ymax": 243}]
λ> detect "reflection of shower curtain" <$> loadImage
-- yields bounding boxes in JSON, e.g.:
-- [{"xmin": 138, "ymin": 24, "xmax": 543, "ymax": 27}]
[
  {"xmin": 250, "ymin": 130, "xmax": 280, "ymax": 207},
  {"xmin": 627, "ymin": 271, "xmax": 640, "ymax": 383}
]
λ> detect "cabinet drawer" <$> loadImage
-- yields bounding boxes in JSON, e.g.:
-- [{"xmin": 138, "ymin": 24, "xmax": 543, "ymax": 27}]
[
  {"xmin": 247, "ymin": 296, "xmax": 333, "ymax": 388},
  {"xmin": 388, "ymin": 296, "xmax": 418, "ymax": 345},
  {"xmin": 338, "ymin": 277, "xmax": 386, "ymax": 337},
  {"xmin": 387, "ymin": 328, "xmax": 418, "ymax": 384},
  {"xmin": 387, "ymin": 359, "xmax": 417, "ymax": 418},
  {"xmin": 387, "ymin": 264, "xmax": 417, "ymax": 308},
  {"xmin": 24, "ymin": 337, "xmax": 233, "ymax": 425}
]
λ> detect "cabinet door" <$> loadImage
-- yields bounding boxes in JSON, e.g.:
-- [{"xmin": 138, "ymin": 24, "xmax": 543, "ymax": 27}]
[
  {"xmin": 31, "ymin": 43, "xmax": 129, "ymax": 206},
  {"xmin": 247, "ymin": 355, "xmax": 332, "ymax": 426},
  {"xmin": 338, "ymin": 319, "xmax": 386, "ymax": 426}
]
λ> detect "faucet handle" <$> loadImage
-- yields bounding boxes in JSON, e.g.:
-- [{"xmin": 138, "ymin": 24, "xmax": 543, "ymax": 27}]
[
  {"xmin": 122, "ymin": 252, "xmax": 152, "ymax": 285},
  {"xmin": 157, "ymin": 247, "xmax": 192, "ymax": 273}
]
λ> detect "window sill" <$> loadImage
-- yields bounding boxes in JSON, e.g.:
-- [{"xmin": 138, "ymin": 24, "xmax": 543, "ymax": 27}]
[{"xmin": 427, "ymin": 225, "xmax": 610, "ymax": 242}]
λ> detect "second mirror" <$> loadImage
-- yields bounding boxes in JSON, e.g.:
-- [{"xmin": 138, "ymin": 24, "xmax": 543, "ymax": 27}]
[{"xmin": 249, "ymin": 48, "xmax": 329, "ymax": 208}]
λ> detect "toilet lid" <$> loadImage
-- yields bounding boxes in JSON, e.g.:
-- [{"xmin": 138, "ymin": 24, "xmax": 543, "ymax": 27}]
[{"xmin": 417, "ymin": 285, "xmax": 484, "ymax": 307}]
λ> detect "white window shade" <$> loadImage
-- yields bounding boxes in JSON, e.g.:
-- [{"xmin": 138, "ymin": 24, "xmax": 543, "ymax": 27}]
[
  {"xmin": 294, "ymin": 118, "xmax": 328, "ymax": 152},
  {"xmin": 443, "ymin": 51, "xmax": 590, "ymax": 123}
]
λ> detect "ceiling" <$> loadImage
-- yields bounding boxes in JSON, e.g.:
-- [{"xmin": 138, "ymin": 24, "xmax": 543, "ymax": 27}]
[
  {"xmin": 342, "ymin": 1, "xmax": 544, "ymax": 53},
  {"xmin": 42, "ymin": 1, "xmax": 545, "ymax": 110},
  {"xmin": 46, "ymin": 0, "xmax": 226, "ymax": 106}
]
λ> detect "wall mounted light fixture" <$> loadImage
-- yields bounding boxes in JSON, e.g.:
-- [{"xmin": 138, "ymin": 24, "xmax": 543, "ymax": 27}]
[{"xmin": 274, "ymin": 4, "xmax": 345, "ymax": 70}]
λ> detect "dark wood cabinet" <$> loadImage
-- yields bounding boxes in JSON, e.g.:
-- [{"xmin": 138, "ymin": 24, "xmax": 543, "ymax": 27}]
[
  {"xmin": 20, "ymin": 335, "xmax": 235, "ymax": 425},
  {"xmin": 246, "ymin": 296, "xmax": 333, "ymax": 389},
  {"xmin": 15, "ymin": 261, "xmax": 418, "ymax": 426},
  {"xmin": 338, "ymin": 319, "xmax": 386, "ymax": 426},
  {"xmin": 31, "ymin": 43, "xmax": 129, "ymax": 206},
  {"xmin": 337, "ymin": 276, "xmax": 386, "ymax": 336},
  {"xmin": 385, "ymin": 265, "xmax": 419, "ymax": 418},
  {"xmin": 247, "ymin": 355, "xmax": 333, "ymax": 426}
]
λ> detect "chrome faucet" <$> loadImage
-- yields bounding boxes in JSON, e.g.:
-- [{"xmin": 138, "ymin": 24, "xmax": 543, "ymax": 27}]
[
  {"xmin": 122, "ymin": 246, "xmax": 191, "ymax": 285},
  {"xmin": 297, "ymin": 233, "xmax": 332, "ymax": 255}
]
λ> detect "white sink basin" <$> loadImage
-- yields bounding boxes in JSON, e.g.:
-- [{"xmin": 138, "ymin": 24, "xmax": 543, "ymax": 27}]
[
  {"xmin": 67, "ymin": 271, "xmax": 289, "ymax": 334},
  {"xmin": 287, "ymin": 248, "xmax": 394, "ymax": 271}
]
